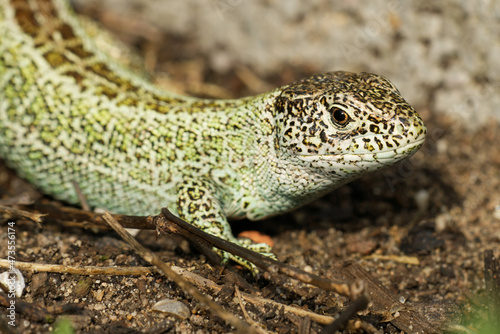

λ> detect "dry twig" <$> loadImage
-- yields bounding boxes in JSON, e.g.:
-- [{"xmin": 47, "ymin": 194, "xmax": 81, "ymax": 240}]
[{"xmin": 0, "ymin": 260, "xmax": 153, "ymax": 276}]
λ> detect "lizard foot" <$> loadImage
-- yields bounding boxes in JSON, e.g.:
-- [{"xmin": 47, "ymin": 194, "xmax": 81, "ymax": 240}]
[{"xmin": 215, "ymin": 238, "xmax": 276, "ymax": 274}]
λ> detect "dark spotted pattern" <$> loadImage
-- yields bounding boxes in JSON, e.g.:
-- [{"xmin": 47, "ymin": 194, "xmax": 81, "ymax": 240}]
[{"xmin": 269, "ymin": 72, "xmax": 426, "ymax": 203}]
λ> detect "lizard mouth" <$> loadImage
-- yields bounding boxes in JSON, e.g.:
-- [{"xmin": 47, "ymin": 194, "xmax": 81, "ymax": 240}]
[
  {"xmin": 365, "ymin": 136, "xmax": 426, "ymax": 161},
  {"xmin": 298, "ymin": 137, "xmax": 426, "ymax": 162}
]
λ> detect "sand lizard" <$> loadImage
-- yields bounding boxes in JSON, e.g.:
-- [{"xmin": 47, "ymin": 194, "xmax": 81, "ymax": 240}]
[{"xmin": 0, "ymin": 0, "xmax": 426, "ymax": 271}]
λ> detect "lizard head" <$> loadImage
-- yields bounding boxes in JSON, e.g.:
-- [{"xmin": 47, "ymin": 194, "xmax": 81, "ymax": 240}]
[{"xmin": 273, "ymin": 71, "xmax": 426, "ymax": 186}]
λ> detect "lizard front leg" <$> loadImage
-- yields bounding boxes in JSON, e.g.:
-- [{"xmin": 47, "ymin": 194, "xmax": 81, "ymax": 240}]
[{"xmin": 176, "ymin": 178, "xmax": 274, "ymax": 273}]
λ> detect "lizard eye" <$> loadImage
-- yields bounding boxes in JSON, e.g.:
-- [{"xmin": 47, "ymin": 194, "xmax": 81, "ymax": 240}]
[{"xmin": 330, "ymin": 107, "xmax": 350, "ymax": 127}]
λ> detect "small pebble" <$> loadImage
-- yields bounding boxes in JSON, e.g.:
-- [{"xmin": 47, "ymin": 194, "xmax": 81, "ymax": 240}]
[
  {"xmin": 414, "ymin": 189, "xmax": 429, "ymax": 212},
  {"xmin": 31, "ymin": 272, "xmax": 48, "ymax": 294},
  {"xmin": 0, "ymin": 268, "xmax": 25, "ymax": 297},
  {"xmin": 494, "ymin": 205, "xmax": 500, "ymax": 220},
  {"xmin": 151, "ymin": 298, "xmax": 191, "ymax": 320},
  {"xmin": 74, "ymin": 278, "xmax": 92, "ymax": 298}
]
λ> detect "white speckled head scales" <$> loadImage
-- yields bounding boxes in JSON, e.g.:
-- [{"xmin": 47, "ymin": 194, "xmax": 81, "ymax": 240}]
[{"xmin": 273, "ymin": 71, "xmax": 426, "ymax": 176}]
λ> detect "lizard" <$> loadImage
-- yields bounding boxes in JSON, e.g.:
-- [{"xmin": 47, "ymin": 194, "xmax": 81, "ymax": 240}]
[{"xmin": 0, "ymin": 0, "xmax": 426, "ymax": 271}]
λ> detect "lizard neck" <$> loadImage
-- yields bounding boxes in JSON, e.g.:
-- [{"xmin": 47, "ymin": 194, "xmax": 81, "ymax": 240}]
[{"xmin": 228, "ymin": 89, "xmax": 340, "ymax": 220}]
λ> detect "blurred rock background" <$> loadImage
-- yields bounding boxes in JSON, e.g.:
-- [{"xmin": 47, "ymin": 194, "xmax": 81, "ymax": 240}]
[{"xmin": 73, "ymin": 0, "xmax": 500, "ymax": 129}]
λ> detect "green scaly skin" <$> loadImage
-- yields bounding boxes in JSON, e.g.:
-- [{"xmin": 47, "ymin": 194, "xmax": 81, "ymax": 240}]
[{"xmin": 0, "ymin": 0, "xmax": 426, "ymax": 272}]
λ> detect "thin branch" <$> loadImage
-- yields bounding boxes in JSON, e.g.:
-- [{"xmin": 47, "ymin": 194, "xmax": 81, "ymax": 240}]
[
  {"xmin": 71, "ymin": 180, "xmax": 90, "ymax": 211},
  {"xmin": 0, "ymin": 205, "xmax": 45, "ymax": 227},
  {"xmin": 235, "ymin": 286, "xmax": 266, "ymax": 331},
  {"xmin": 319, "ymin": 294, "xmax": 370, "ymax": 334},
  {"xmin": 18, "ymin": 203, "xmax": 154, "ymax": 229},
  {"xmin": 0, "ymin": 259, "xmax": 153, "ymax": 276}
]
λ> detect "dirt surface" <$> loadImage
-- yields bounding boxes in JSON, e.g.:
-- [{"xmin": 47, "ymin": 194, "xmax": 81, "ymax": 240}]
[{"xmin": 1, "ymin": 4, "xmax": 500, "ymax": 334}]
